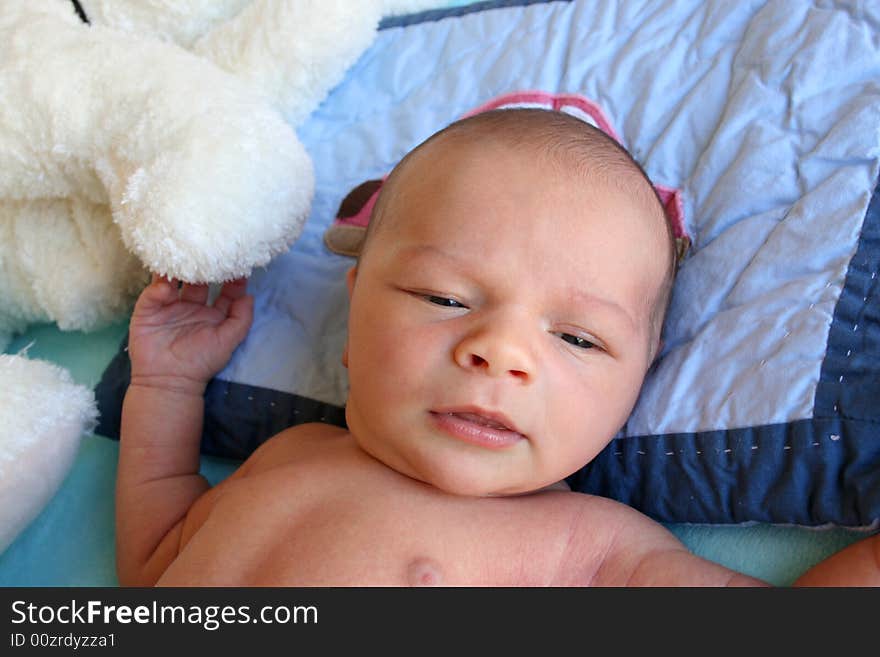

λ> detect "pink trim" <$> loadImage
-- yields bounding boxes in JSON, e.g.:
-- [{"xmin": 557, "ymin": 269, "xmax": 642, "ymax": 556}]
[
  {"xmin": 655, "ymin": 185, "xmax": 687, "ymax": 240},
  {"xmin": 462, "ymin": 91, "xmax": 621, "ymax": 141}
]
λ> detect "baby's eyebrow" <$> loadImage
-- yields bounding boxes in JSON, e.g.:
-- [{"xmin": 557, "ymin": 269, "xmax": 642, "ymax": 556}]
[
  {"xmin": 393, "ymin": 243, "xmax": 471, "ymax": 271},
  {"xmin": 563, "ymin": 286, "xmax": 637, "ymax": 333},
  {"xmin": 396, "ymin": 243, "xmax": 456, "ymax": 261}
]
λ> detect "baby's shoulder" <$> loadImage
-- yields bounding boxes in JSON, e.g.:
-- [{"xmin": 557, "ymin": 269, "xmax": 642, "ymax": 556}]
[
  {"xmin": 272, "ymin": 421, "xmax": 349, "ymax": 444},
  {"xmin": 233, "ymin": 422, "xmax": 350, "ymax": 478}
]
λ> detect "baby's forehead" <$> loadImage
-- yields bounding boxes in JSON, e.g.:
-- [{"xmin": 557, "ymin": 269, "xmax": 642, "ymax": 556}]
[
  {"xmin": 398, "ymin": 134, "xmax": 663, "ymax": 229},
  {"xmin": 410, "ymin": 126, "xmax": 659, "ymax": 202},
  {"xmin": 393, "ymin": 142, "xmax": 661, "ymax": 258}
]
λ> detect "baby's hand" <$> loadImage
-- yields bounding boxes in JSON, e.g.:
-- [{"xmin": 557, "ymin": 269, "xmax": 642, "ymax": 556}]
[{"xmin": 128, "ymin": 275, "xmax": 254, "ymax": 395}]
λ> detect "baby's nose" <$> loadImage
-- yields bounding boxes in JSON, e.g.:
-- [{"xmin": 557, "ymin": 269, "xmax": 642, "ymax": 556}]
[{"xmin": 453, "ymin": 325, "xmax": 534, "ymax": 382}]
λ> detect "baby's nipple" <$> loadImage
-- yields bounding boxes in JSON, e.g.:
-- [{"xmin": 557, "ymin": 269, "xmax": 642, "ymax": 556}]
[{"xmin": 406, "ymin": 557, "xmax": 443, "ymax": 587}]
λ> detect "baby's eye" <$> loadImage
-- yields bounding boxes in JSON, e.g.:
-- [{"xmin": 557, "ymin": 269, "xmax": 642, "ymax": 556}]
[
  {"xmin": 556, "ymin": 332, "xmax": 596, "ymax": 350},
  {"xmin": 425, "ymin": 295, "xmax": 466, "ymax": 309}
]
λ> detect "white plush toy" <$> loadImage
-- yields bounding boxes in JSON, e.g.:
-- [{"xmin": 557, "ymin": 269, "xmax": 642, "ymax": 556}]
[{"xmin": 0, "ymin": 0, "xmax": 439, "ymax": 552}]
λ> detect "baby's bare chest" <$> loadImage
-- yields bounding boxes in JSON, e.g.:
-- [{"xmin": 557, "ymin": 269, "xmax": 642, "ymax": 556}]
[{"xmin": 158, "ymin": 457, "xmax": 597, "ymax": 586}]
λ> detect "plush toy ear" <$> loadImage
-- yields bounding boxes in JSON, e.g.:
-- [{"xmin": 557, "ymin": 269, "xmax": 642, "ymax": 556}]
[
  {"xmin": 192, "ymin": 0, "xmax": 385, "ymax": 126},
  {"xmin": 0, "ymin": 354, "xmax": 97, "ymax": 554}
]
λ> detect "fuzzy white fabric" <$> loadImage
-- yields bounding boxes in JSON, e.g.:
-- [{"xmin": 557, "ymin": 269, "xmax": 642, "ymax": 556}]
[
  {"xmin": 0, "ymin": 0, "xmax": 435, "ymax": 342},
  {"xmin": 193, "ymin": 1, "xmax": 386, "ymax": 125},
  {"xmin": 0, "ymin": 354, "xmax": 98, "ymax": 553},
  {"xmin": 0, "ymin": 1, "xmax": 313, "ymax": 285},
  {"xmin": 82, "ymin": 0, "xmax": 253, "ymax": 47},
  {"xmin": 83, "ymin": 0, "xmax": 443, "ymax": 126},
  {"xmin": 382, "ymin": 0, "xmax": 448, "ymax": 14},
  {"xmin": 81, "ymin": 0, "xmax": 441, "ymax": 45},
  {"xmin": 0, "ymin": 199, "xmax": 148, "ymax": 352}
]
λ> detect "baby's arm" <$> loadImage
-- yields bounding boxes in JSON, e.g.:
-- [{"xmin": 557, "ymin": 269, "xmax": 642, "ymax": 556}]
[
  {"xmin": 560, "ymin": 495, "xmax": 766, "ymax": 586},
  {"xmin": 792, "ymin": 534, "xmax": 880, "ymax": 586},
  {"xmin": 116, "ymin": 276, "xmax": 253, "ymax": 586},
  {"xmin": 578, "ymin": 495, "xmax": 879, "ymax": 586},
  {"xmin": 617, "ymin": 528, "xmax": 880, "ymax": 587}
]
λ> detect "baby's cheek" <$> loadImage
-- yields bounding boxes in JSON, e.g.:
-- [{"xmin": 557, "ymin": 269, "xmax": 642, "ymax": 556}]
[
  {"xmin": 354, "ymin": 326, "xmax": 432, "ymax": 400},
  {"xmin": 550, "ymin": 366, "xmax": 634, "ymax": 441}
]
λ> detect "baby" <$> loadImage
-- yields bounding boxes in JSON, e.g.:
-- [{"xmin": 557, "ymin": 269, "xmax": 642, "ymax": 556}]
[{"xmin": 116, "ymin": 109, "xmax": 879, "ymax": 586}]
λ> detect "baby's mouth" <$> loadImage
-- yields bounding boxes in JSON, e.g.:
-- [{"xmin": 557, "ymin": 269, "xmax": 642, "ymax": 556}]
[
  {"xmin": 429, "ymin": 409, "xmax": 526, "ymax": 448},
  {"xmin": 444, "ymin": 412, "xmax": 511, "ymax": 431}
]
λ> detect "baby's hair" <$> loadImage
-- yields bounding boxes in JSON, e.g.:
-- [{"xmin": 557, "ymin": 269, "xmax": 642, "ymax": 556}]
[{"xmin": 364, "ymin": 108, "xmax": 678, "ymax": 360}]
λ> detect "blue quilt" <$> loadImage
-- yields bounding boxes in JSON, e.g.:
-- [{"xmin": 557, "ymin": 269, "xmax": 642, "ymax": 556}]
[{"xmin": 95, "ymin": 0, "xmax": 880, "ymax": 527}]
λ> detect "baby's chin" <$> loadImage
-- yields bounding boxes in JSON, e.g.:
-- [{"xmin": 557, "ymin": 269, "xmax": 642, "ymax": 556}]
[
  {"xmin": 363, "ymin": 445, "xmax": 546, "ymax": 497},
  {"xmin": 408, "ymin": 467, "xmax": 567, "ymax": 499}
]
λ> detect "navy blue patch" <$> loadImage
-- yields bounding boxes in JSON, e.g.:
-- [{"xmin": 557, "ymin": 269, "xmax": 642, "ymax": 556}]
[
  {"xmin": 200, "ymin": 380, "xmax": 346, "ymax": 460},
  {"xmin": 566, "ymin": 417, "xmax": 880, "ymax": 526},
  {"xmin": 814, "ymin": 184, "xmax": 880, "ymax": 422},
  {"xmin": 93, "ymin": 335, "xmax": 346, "ymax": 460}
]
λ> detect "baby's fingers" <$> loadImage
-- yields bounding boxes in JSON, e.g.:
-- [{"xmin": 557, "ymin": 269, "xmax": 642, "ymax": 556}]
[
  {"xmin": 221, "ymin": 278, "xmax": 249, "ymax": 300},
  {"xmin": 179, "ymin": 282, "xmax": 210, "ymax": 305},
  {"xmin": 135, "ymin": 275, "xmax": 179, "ymax": 313},
  {"xmin": 213, "ymin": 278, "xmax": 249, "ymax": 315},
  {"xmin": 218, "ymin": 294, "xmax": 254, "ymax": 347}
]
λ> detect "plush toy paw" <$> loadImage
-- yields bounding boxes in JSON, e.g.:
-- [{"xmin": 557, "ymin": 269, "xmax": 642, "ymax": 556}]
[
  {"xmin": 0, "ymin": 354, "xmax": 98, "ymax": 553},
  {"xmin": 1, "ymin": 1, "xmax": 313, "ymax": 286}
]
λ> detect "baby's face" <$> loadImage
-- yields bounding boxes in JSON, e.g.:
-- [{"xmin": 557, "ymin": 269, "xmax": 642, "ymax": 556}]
[{"xmin": 344, "ymin": 138, "xmax": 668, "ymax": 496}]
